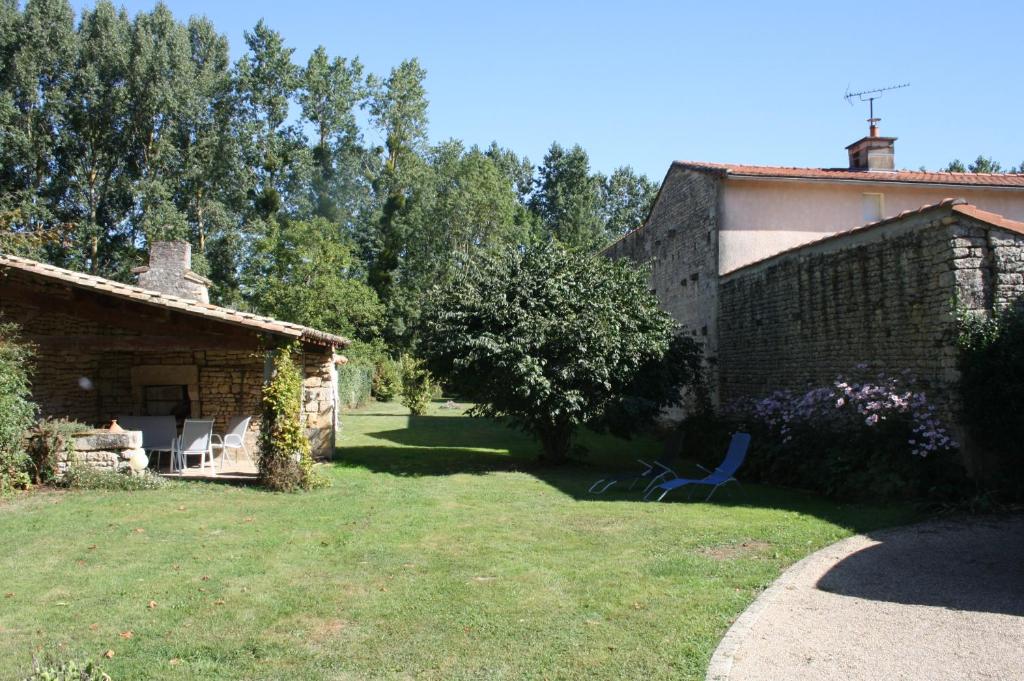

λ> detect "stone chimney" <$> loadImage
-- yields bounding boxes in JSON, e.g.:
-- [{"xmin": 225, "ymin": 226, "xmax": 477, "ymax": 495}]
[
  {"xmin": 133, "ymin": 240, "xmax": 211, "ymax": 303},
  {"xmin": 846, "ymin": 124, "xmax": 896, "ymax": 171}
]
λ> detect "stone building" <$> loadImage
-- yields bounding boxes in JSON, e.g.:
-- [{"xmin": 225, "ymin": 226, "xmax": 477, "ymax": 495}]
[
  {"xmin": 606, "ymin": 127, "xmax": 1024, "ymax": 414},
  {"xmin": 0, "ymin": 241, "xmax": 349, "ymax": 461}
]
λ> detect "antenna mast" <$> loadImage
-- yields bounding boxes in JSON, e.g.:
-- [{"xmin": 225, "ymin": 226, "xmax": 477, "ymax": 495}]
[{"xmin": 844, "ymin": 82, "xmax": 910, "ymax": 135}]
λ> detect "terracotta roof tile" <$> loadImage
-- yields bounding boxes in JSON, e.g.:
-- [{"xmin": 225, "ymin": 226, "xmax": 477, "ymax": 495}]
[
  {"xmin": 0, "ymin": 253, "xmax": 349, "ymax": 348},
  {"xmin": 952, "ymin": 204, "xmax": 1024, "ymax": 236},
  {"xmin": 675, "ymin": 161, "xmax": 1024, "ymax": 188}
]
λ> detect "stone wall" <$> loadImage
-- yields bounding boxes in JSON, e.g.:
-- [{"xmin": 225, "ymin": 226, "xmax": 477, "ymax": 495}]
[
  {"xmin": 717, "ymin": 208, "xmax": 1024, "ymax": 412},
  {"xmin": 605, "ymin": 166, "xmax": 723, "ymax": 404}
]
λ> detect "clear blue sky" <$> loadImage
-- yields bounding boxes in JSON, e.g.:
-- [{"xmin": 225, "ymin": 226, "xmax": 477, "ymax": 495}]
[{"xmin": 71, "ymin": 0, "xmax": 1024, "ymax": 179}]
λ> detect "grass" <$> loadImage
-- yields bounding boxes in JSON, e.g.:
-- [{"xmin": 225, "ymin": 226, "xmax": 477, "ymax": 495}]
[{"xmin": 0, "ymin": 400, "xmax": 919, "ymax": 680}]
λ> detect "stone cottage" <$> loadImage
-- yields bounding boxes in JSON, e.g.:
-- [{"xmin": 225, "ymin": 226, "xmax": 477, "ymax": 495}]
[
  {"xmin": 606, "ymin": 125, "xmax": 1024, "ymax": 417},
  {"xmin": 0, "ymin": 241, "xmax": 349, "ymax": 461}
]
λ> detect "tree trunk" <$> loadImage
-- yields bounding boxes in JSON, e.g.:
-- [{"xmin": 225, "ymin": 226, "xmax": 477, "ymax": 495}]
[{"xmin": 538, "ymin": 424, "xmax": 572, "ymax": 464}]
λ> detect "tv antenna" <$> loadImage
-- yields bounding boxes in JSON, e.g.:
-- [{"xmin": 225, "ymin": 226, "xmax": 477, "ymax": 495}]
[{"xmin": 844, "ymin": 82, "xmax": 910, "ymax": 134}]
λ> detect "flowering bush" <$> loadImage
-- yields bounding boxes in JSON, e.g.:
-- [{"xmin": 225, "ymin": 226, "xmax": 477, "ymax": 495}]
[
  {"xmin": 729, "ymin": 366, "xmax": 964, "ymax": 500},
  {"xmin": 743, "ymin": 366, "xmax": 956, "ymax": 457}
]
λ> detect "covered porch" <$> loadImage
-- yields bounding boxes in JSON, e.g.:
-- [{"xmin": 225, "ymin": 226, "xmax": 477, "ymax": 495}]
[{"xmin": 0, "ymin": 243, "xmax": 348, "ymax": 478}]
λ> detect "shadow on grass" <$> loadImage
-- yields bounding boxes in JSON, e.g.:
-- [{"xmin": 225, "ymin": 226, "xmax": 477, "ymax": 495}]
[{"xmin": 333, "ymin": 414, "xmax": 916, "ymax": 533}]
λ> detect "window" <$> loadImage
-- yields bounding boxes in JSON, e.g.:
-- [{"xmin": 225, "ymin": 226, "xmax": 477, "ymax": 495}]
[{"xmin": 862, "ymin": 193, "xmax": 884, "ymax": 223}]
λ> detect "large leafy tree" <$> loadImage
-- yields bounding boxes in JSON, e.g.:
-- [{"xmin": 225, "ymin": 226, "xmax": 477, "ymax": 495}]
[
  {"xmin": 299, "ymin": 45, "xmax": 365, "ymax": 224},
  {"xmin": 598, "ymin": 166, "xmax": 658, "ymax": 238},
  {"xmin": 0, "ymin": 0, "xmax": 76, "ymax": 242},
  {"xmin": 420, "ymin": 242, "xmax": 705, "ymax": 463},
  {"xmin": 234, "ymin": 19, "xmax": 305, "ymax": 221},
  {"xmin": 366, "ymin": 57, "xmax": 430, "ymax": 342},
  {"xmin": 245, "ymin": 217, "xmax": 382, "ymax": 340},
  {"xmin": 943, "ymin": 156, "xmax": 1022, "ymax": 174},
  {"xmin": 530, "ymin": 142, "xmax": 604, "ymax": 251},
  {"xmin": 53, "ymin": 0, "xmax": 133, "ymax": 275}
]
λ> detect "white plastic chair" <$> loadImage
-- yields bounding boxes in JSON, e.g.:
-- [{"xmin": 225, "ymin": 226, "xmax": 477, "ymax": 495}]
[
  {"xmin": 172, "ymin": 419, "xmax": 216, "ymax": 474},
  {"xmin": 212, "ymin": 416, "xmax": 253, "ymax": 467}
]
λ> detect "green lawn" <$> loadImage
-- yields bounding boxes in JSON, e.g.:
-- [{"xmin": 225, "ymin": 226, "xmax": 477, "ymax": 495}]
[{"xmin": 0, "ymin": 401, "xmax": 917, "ymax": 680}]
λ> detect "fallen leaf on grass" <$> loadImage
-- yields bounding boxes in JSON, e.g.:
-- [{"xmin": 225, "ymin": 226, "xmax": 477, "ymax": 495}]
[
  {"xmin": 147, "ymin": 600, "xmax": 157, "ymax": 609},
  {"xmin": 200, "ymin": 575, "xmax": 210, "ymax": 581},
  {"xmin": 133, "ymin": 528, "xmax": 145, "ymax": 534},
  {"xmin": 213, "ymin": 599, "xmax": 225, "ymax": 606},
  {"xmin": 89, "ymin": 623, "xmax": 99, "ymax": 631},
  {"xmin": 243, "ymin": 517, "xmax": 254, "ymax": 523},
  {"xmin": 76, "ymin": 559, "xmax": 86, "ymax": 567},
  {"xmin": 119, "ymin": 631, "xmax": 133, "ymax": 639},
  {"xmin": 103, "ymin": 650, "xmax": 115, "ymax": 659},
  {"xmin": 169, "ymin": 658, "xmax": 180, "ymax": 666},
  {"xmin": 177, "ymin": 506, "xmax": 186, "ymax": 511},
  {"xmin": 4, "ymin": 593, "xmax": 13, "ymax": 598}
]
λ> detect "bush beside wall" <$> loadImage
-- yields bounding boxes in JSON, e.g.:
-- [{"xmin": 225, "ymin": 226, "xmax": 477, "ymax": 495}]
[
  {"xmin": 958, "ymin": 303, "xmax": 1024, "ymax": 498},
  {"xmin": 0, "ymin": 321, "xmax": 36, "ymax": 493},
  {"xmin": 337, "ymin": 363, "xmax": 373, "ymax": 410}
]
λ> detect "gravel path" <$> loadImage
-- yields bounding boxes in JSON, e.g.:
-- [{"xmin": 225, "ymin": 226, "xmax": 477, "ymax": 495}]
[{"xmin": 708, "ymin": 515, "xmax": 1024, "ymax": 681}]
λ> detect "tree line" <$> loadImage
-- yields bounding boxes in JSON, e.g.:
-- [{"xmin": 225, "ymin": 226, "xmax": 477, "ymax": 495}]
[{"xmin": 0, "ymin": 0, "xmax": 658, "ymax": 349}]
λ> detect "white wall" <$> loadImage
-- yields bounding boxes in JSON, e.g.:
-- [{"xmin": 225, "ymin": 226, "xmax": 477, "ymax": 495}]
[{"xmin": 719, "ymin": 178, "xmax": 1024, "ymax": 273}]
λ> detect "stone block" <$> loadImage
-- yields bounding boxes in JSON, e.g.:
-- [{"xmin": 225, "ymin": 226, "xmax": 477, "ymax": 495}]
[{"xmin": 73, "ymin": 430, "xmax": 142, "ymax": 451}]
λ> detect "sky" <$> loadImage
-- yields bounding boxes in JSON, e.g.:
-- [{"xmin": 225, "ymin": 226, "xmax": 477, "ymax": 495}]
[{"xmin": 70, "ymin": 0, "xmax": 1024, "ymax": 180}]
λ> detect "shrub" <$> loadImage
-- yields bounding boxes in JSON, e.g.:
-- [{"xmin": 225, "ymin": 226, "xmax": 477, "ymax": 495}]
[
  {"xmin": 259, "ymin": 345, "xmax": 315, "ymax": 491},
  {"xmin": 958, "ymin": 303, "xmax": 1024, "ymax": 497},
  {"xmin": 372, "ymin": 358, "xmax": 401, "ymax": 402},
  {"xmin": 0, "ymin": 321, "xmax": 36, "ymax": 493},
  {"xmin": 25, "ymin": 419, "xmax": 89, "ymax": 485},
  {"xmin": 61, "ymin": 465, "xmax": 167, "ymax": 491},
  {"xmin": 729, "ymin": 366, "xmax": 964, "ymax": 500},
  {"xmin": 399, "ymin": 354, "xmax": 435, "ymax": 416},
  {"xmin": 337, "ymin": 363, "xmax": 373, "ymax": 410}
]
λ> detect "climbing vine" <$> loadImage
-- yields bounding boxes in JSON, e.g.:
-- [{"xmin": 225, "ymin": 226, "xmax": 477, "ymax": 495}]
[{"xmin": 259, "ymin": 344, "xmax": 315, "ymax": 491}]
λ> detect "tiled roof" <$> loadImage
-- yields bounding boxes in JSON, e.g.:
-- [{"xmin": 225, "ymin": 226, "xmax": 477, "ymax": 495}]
[
  {"xmin": 952, "ymin": 204, "xmax": 1024, "ymax": 235},
  {"xmin": 675, "ymin": 161, "xmax": 1024, "ymax": 188},
  {"xmin": 0, "ymin": 253, "xmax": 349, "ymax": 348},
  {"xmin": 722, "ymin": 199, "xmax": 1024, "ymax": 276}
]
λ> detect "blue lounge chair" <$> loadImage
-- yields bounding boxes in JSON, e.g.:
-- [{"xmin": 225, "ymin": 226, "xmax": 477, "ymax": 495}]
[{"xmin": 645, "ymin": 432, "xmax": 751, "ymax": 502}]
